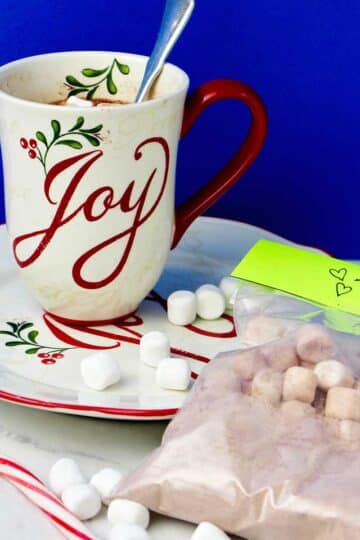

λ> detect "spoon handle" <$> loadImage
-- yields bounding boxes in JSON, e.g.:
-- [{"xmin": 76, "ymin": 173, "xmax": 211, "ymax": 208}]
[{"xmin": 135, "ymin": 0, "xmax": 195, "ymax": 103}]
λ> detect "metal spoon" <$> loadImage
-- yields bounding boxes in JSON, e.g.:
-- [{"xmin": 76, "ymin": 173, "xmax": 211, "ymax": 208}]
[{"xmin": 135, "ymin": 0, "xmax": 195, "ymax": 103}]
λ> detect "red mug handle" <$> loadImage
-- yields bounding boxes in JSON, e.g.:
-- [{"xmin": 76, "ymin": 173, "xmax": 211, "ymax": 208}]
[{"xmin": 172, "ymin": 79, "xmax": 267, "ymax": 248}]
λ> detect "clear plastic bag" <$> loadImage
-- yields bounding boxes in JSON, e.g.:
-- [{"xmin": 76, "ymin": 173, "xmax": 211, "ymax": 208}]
[{"xmin": 114, "ymin": 284, "xmax": 360, "ymax": 539}]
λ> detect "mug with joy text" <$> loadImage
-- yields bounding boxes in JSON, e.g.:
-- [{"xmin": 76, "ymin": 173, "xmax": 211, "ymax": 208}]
[{"xmin": 0, "ymin": 51, "xmax": 267, "ymax": 325}]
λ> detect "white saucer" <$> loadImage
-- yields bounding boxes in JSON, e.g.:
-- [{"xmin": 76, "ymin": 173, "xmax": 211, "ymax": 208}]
[{"xmin": 0, "ymin": 217, "xmax": 323, "ymax": 420}]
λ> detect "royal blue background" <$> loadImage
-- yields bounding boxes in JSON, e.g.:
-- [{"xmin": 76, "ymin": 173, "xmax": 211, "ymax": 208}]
[{"xmin": 0, "ymin": 1, "xmax": 359, "ymax": 257}]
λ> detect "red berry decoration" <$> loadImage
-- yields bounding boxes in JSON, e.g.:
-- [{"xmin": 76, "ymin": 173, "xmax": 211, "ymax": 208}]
[
  {"xmin": 38, "ymin": 352, "xmax": 50, "ymax": 358},
  {"xmin": 41, "ymin": 359, "xmax": 56, "ymax": 365},
  {"xmin": 29, "ymin": 138, "xmax": 37, "ymax": 149},
  {"xmin": 20, "ymin": 138, "xmax": 28, "ymax": 149},
  {"xmin": 28, "ymin": 149, "xmax": 36, "ymax": 159},
  {"xmin": 52, "ymin": 353, "xmax": 64, "ymax": 359}
]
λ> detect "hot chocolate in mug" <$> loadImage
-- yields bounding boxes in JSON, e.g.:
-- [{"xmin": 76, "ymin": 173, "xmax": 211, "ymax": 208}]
[{"xmin": 0, "ymin": 51, "xmax": 267, "ymax": 325}]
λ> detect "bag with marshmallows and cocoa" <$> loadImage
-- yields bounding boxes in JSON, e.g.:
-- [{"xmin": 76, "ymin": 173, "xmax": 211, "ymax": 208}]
[{"xmin": 112, "ymin": 241, "xmax": 360, "ymax": 539}]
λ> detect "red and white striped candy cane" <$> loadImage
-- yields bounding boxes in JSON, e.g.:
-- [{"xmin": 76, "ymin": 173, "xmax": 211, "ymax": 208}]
[{"xmin": 0, "ymin": 456, "xmax": 96, "ymax": 540}]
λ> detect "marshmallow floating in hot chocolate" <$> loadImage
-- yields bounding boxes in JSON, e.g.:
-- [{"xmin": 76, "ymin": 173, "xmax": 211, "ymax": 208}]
[
  {"xmin": 140, "ymin": 331, "xmax": 170, "ymax": 368},
  {"xmin": 195, "ymin": 284, "xmax": 226, "ymax": 320},
  {"xmin": 61, "ymin": 483, "xmax": 101, "ymax": 521},
  {"xmin": 156, "ymin": 357, "xmax": 191, "ymax": 391},
  {"xmin": 90, "ymin": 468, "xmax": 124, "ymax": 505},
  {"xmin": 49, "ymin": 458, "xmax": 85, "ymax": 497},
  {"xmin": 66, "ymin": 96, "xmax": 95, "ymax": 107},
  {"xmin": 81, "ymin": 352, "xmax": 121, "ymax": 391},
  {"xmin": 108, "ymin": 499, "xmax": 150, "ymax": 528},
  {"xmin": 167, "ymin": 290, "xmax": 197, "ymax": 326}
]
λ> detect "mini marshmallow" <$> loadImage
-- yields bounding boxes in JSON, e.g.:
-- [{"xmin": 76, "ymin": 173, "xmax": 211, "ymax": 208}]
[
  {"xmin": 264, "ymin": 341, "xmax": 298, "ymax": 371},
  {"xmin": 191, "ymin": 521, "xmax": 230, "ymax": 540},
  {"xmin": 108, "ymin": 499, "xmax": 150, "ymax": 528},
  {"xmin": 195, "ymin": 284, "xmax": 226, "ymax": 320},
  {"xmin": 314, "ymin": 360, "xmax": 354, "ymax": 391},
  {"xmin": 49, "ymin": 458, "xmax": 85, "ymax": 497},
  {"xmin": 219, "ymin": 277, "xmax": 239, "ymax": 309},
  {"xmin": 61, "ymin": 483, "xmax": 101, "ymax": 520},
  {"xmin": 244, "ymin": 316, "xmax": 286, "ymax": 345},
  {"xmin": 139, "ymin": 331, "xmax": 170, "ymax": 368},
  {"xmin": 338, "ymin": 420, "xmax": 360, "ymax": 442},
  {"xmin": 167, "ymin": 290, "xmax": 196, "ymax": 326},
  {"xmin": 251, "ymin": 368, "xmax": 283, "ymax": 406},
  {"xmin": 90, "ymin": 468, "xmax": 124, "ymax": 504},
  {"xmin": 81, "ymin": 352, "xmax": 121, "ymax": 391},
  {"xmin": 296, "ymin": 324, "xmax": 335, "ymax": 364},
  {"xmin": 233, "ymin": 349, "xmax": 267, "ymax": 381},
  {"xmin": 281, "ymin": 400, "xmax": 315, "ymax": 417},
  {"xmin": 109, "ymin": 522, "xmax": 151, "ymax": 540},
  {"xmin": 156, "ymin": 357, "xmax": 191, "ymax": 391},
  {"xmin": 283, "ymin": 366, "xmax": 317, "ymax": 404},
  {"xmin": 325, "ymin": 387, "xmax": 360, "ymax": 421},
  {"xmin": 66, "ymin": 96, "xmax": 94, "ymax": 107}
]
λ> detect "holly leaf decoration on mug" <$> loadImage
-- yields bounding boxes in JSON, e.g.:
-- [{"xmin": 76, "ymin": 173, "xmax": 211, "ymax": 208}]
[
  {"xmin": 19, "ymin": 118, "xmax": 103, "ymax": 174},
  {"xmin": 64, "ymin": 58, "xmax": 130, "ymax": 100}
]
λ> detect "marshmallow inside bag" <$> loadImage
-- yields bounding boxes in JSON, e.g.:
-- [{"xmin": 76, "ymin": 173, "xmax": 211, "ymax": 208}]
[
  {"xmin": 66, "ymin": 96, "xmax": 95, "ymax": 107},
  {"xmin": 338, "ymin": 420, "xmax": 360, "ymax": 442},
  {"xmin": 61, "ymin": 483, "xmax": 101, "ymax": 520},
  {"xmin": 156, "ymin": 357, "xmax": 191, "ymax": 391},
  {"xmin": 219, "ymin": 277, "xmax": 239, "ymax": 309},
  {"xmin": 90, "ymin": 468, "xmax": 124, "ymax": 504},
  {"xmin": 251, "ymin": 368, "xmax": 283, "ymax": 406},
  {"xmin": 167, "ymin": 290, "xmax": 196, "ymax": 326},
  {"xmin": 244, "ymin": 315, "xmax": 287, "ymax": 346},
  {"xmin": 296, "ymin": 324, "xmax": 335, "ymax": 364},
  {"xmin": 109, "ymin": 522, "xmax": 151, "ymax": 540},
  {"xmin": 325, "ymin": 387, "xmax": 360, "ymax": 421},
  {"xmin": 314, "ymin": 360, "xmax": 354, "ymax": 391},
  {"xmin": 283, "ymin": 366, "xmax": 317, "ymax": 404},
  {"xmin": 49, "ymin": 458, "xmax": 85, "ymax": 497},
  {"xmin": 139, "ymin": 331, "xmax": 170, "ymax": 368},
  {"xmin": 108, "ymin": 499, "xmax": 150, "ymax": 528},
  {"xmin": 281, "ymin": 400, "xmax": 316, "ymax": 417},
  {"xmin": 191, "ymin": 521, "xmax": 230, "ymax": 540},
  {"xmin": 195, "ymin": 284, "xmax": 226, "ymax": 320},
  {"xmin": 81, "ymin": 352, "xmax": 121, "ymax": 391}
]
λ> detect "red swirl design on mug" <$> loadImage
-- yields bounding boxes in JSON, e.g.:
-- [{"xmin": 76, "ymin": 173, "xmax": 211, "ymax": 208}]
[{"xmin": 13, "ymin": 137, "xmax": 170, "ymax": 289}]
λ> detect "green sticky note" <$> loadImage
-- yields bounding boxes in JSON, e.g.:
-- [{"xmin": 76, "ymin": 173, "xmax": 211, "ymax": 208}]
[{"xmin": 231, "ymin": 240, "xmax": 360, "ymax": 316}]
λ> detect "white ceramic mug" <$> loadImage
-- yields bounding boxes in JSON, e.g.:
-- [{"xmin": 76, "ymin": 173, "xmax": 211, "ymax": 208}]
[{"xmin": 0, "ymin": 51, "xmax": 267, "ymax": 325}]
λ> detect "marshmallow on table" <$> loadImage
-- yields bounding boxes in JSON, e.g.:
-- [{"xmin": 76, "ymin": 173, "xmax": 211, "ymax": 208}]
[
  {"xmin": 338, "ymin": 420, "xmax": 360, "ymax": 442},
  {"xmin": 296, "ymin": 323, "xmax": 335, "ymax": 364},
  {"xmin": 66, "ymin": 96, "xmax": 94, "ymax": 107},
  {"xmin": 195, "ymin": 284, "xmax": 226, "ymax": 320},
  {"xmin": 139, "ymin": 331, "xmax": 170, "ymax": 368},
  {"xmin": 251, "ymin": 368, "xmax": 283, "ymax": 406},
  {"xmin": 108, "ymin": 499, "xmax": 150, "ymax": 528},
  {"xmin": 282, "ymin": 366, "xmax": 317, "ymax": 404},
  {"xmin": 156, "ymin": 357, "xmax": 191, "ymax": 391},
  {"xmin": 167, "ymin": 290, "xmax": 196, "ymax": 326},
  {"xmin": 61, "ymin": 483, "xmax": 101, "ymax": 520},
  {"xmin": 281, "ymin": 400, "xmax": 315, "ymax": 417},
  {"xmin": 49, "ymin": 458, "xmax": 85, "ymax": 497},
  {"xmin": 81, "ymin": 352, "xmax": 121, "ymax": 391},
  {"xmin": 325, "ymin": 387, "xmax": 360, "ymax": 421},
  {"xmin": 109, "ymin": 522, "xmax": 151, "ymax": 540},
  {"xmin": 191, "ymin": 521, "xmax": 230, "ymax": 540},
  {"xmin": 90, "ymin": 468, "xmax": 124, "ymax": 505},
  {"xmin": 314, "ymin": 360, "xmax": 354, "ymax": 391},
  {"xmin": 244, "ymin": 316, "xmax": 286, "ymax": 345},
  {"xmin": 219, "ymin": 277, "xmax": 239, "ymax": 309}
]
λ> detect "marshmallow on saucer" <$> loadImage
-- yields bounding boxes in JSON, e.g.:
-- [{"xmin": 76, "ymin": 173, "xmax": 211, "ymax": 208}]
[
  {"xmin": 66, "ymin": 96, "xmax": 94, "ymax": 107},
  {"xmin": 167, "ymin": 290, "xmax": 196, "ymax": 326},
  {"xmin": 49, "ymin": 458, "xmax": 85, "ymax": 497},
  {"xmin": 140, "ymin": 331, "xmax": 170, "ymax": 368},
  {"xmin": 283, "ymin": 366, "xmax": 317, "ymax": 404},
  {"xmin": 314, "ymin": 360, "xmax": 354, "ymax": 391},
  {"xmin": 61, "ymin": 483, "xmax": 101, "ymax": 520},
  {"xmin": 81, "ymin": 352, "xmax": 121, "ymax": 391},
  {"xmin": 219, "ymin": 277, "xmax": 239, "ymax": 309},
  {"xmin": 156, "ymin": 357, "xmax": 191, "ymax": 391},
  {"xmin": 108, "ymin": 499, "xmax": 150, "ymax": 528},
  {"xmin": 109, "ymin": 522, "xmax": 151, "ymax": 540},
  {"xmin": 195, "ymin": 284, "xmax": 226, "ymax": 320},
  {"xmin": 191, "ymin": 521, "xmax": 230, "ymax": 540},
  {"xmin": 90, "ymin": 468, "xmax": 124, "ymax": 504}
]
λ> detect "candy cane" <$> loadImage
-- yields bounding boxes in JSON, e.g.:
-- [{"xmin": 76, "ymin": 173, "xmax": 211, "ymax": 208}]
[{"xmin": 0, "ymin": 457, "xmax": 96, "ymax": 540}]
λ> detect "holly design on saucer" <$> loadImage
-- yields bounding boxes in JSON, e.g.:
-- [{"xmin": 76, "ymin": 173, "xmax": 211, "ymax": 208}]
[
  {"xmin": 19, "ymin": 117, "xmax": 103, "ymax": 174},
  {"xmin": 0, "ymin": 321, "xmax": 72, "ymax": 363},
  {"xmin": 65, "ymin": 58, "xmax": 130, "ymax": 100}
]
